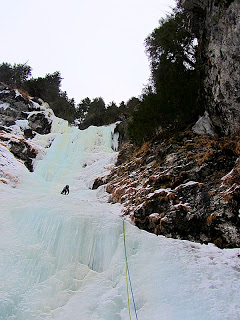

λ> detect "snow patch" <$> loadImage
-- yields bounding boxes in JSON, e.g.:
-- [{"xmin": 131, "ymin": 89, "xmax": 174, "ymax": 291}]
[
  {"xmin": 15, "ymin": 119, "xmax": 29, "ymax": 130},
  {"xmin": 174, "ymin": 181, "xmax": 200, "ymax": 191},
  {"xmin": 0, "ymin": 102, "xmax": 10, "ymax": 110},
  {"xmin": 192, "ymin": 111, "xmax": 216, "ymax": 136},
  {"xmin": 148, "ymin": 188, "xmax": 171, "ymax": 198},
  {"xmin": 149, "ymin": 213, "xmax": 160, "ymax": 218},
  {"xmin": 0, "ymin": 144, "xmax": 28, "ymax": 186}
]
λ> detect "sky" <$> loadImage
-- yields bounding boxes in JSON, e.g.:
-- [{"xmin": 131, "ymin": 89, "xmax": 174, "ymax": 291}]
[{"xmin": 1, "ymin": 0, "xmax": 176, "ymax": 105}]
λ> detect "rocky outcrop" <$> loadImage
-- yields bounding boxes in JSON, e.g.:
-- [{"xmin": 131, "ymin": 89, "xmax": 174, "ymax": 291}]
[
  {"xmin": 28, "ymin": 112, "xmax": 52, "ymax": 134},
  {"xmin": 0, "ymin": 83, "xmax": 53, "ymax": 171},
  {"xmin": 181, "ymin": 0, "xmax": 240, "ymax": 135},
  {"xmin": 114, "ymin": 121, "xmax": 129, "ymax": 147},
  {"xmin": 96, "ymin": 130, "xmax": 240, "ymax": 248},
  {"xmin": 9, "ymin": 139, "xmax": 37, "ymax": 172},
  {"xmin": 92, "ymin": 176, "xmax": 107, "ymax": 190},
  {"xmin": 0, "ymin": 84, "xmax": 52, "ymax": 135}
]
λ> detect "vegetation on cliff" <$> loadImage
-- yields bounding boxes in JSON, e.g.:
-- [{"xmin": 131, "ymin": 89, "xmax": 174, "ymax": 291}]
[{"xmin": 128, "ymin": 7, "xmax": 201, "ymax": 143}]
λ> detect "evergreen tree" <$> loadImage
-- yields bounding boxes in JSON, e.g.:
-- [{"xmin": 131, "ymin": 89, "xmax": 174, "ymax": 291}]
[
  {"xmin": 77, "ymin": 97, "xmax": 91, "ymax": 120},
  {"xmin": 79, "ymin": 97, "xmax": 106, "ymax": 129},
  {"xmin": 23, "ymin": 71, "xmax": 62, "ymax": 103},
  {"xmin": 126, "ymin": 97, "xmax": 140, "ymax": 113},
  {"xmin": 0, "ymin": 62, "xmax": 32, "ymax": 87},
  {"xmin": 52, "ymin": 91, "xmax": 76, "ymax": 123},
  {"xmin": 105, "ymin": 102, "xmax": 119, "ymax": 123},
  {"xmin": 128, "ymin": 7, "xmax": 201, "ymax": 144}
]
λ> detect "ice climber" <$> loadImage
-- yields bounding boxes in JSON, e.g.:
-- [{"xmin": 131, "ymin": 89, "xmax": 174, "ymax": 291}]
[{"xmin": 61, "ymin": 185, "xmax": 69, "ymax": 195}]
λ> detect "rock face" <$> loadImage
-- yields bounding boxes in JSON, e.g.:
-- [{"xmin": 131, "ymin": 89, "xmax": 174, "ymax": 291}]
[
  {"xmin": 9, "ymin": 139, "xmax": 37, "ymax": 172},
  {"xmin": 96, "ymin": 130, "xmax": 240, "ymax": 248},
  {"xmin": 182, "ymin": 0, "xmax": 240, "ymax": 135},
  {"xmin": 28, "ymin": 112, "xmax": 52, "ymax": 134},
  {"xmin": 0, "ymin": 84, "xmax": 52, "ymax": 134},
  {"xmin": 0, "ymin": 83, "xmax": 53, "ymax": 171}
]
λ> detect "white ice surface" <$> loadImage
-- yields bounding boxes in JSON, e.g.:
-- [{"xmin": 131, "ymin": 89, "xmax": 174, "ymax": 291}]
[
  {"xmin": 0, "ymin": 121, "xmax": 240, "ymax": 320},
  {"xmin": 0, "ymin": 144, "xmax": 28, "ymax": 186}
]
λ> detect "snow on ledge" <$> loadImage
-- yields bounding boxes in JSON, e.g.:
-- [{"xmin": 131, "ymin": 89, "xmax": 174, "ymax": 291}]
[
  {"xmin": 174, "ymin": 181, "xmax": 201, "ymax": 191},
  {"xmin": 147, "ymin": 188, "xmax": 171, "ymax": 198}
]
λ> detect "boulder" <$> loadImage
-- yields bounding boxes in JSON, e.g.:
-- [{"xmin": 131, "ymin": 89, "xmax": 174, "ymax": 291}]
[
  {"xmin": 28, "ymin": 112, "xmax": 52, "ymax": 134},
  {"xmin": 92, "ymin": 176, "xmax": 107, "ymax": 190},
  {"xmin": 192, "ymin": 112, "xmax": 216, "ymax": 136},
  {"xmin": 9, "ymin": 140, "xmax": 37, "ymax": 172}
]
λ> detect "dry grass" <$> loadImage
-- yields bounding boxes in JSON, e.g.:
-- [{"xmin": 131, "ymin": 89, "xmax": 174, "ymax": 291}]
[
  {"xmin": 214, "ymin": 237, "xmax": 223, "ymax": 248},
  {"xmin": 154, "ymin": 225, "xmax": 160, "ymax": 235},
  {"xmin": 221, "ymin": 135, "xmax": 240, "ymax": 156},
  {"xmin": 15, "ymin": 88, "xmax": 30, "ymax": 101},
  {"xmin": 220, "ymin": 158, "xmax": 240, "ymax": 202},
  {"xmin": 168, "ymin": 192, "xmax": 175, "ymax": 201},
  {"xmin": 175, "ymin": 134, "xmax": 221, "ymax": 166},
  {"xmin": 135, "ymin": 141, "xmax": 151, "ymax": 156},
  {"xmin": 0, "ymin": 178, "xmax": 8, "ymax": 184},
  {"xmin": 220, "ymin": 186, "xmax": 239, "ymax": 202},
  {"xmin": 206, "ymin": 213, "xmax": 217, "ymax": 226},
  {"xmin": 235, "ymin": 141, "xmax": 240, "ymax": 155},
  {"xmin": 2, "ymin": 172, "xmax": 19, "ymax": 184},
  {"xmin": 208, "ymin": 190, "xmax": 216, "ymax": 196},
  {"xmin": 159, "ymin": 196, "xmax": 169, "ymax": 203},
  {"xmin": 0, "ymin": 141, "xmax": 7, "ymax": 148},
  {"xmin": 180, "ymin": 133, "xmax": 240, "ymax": 167},
  {"xmin": 197, "ymin": 150, "xmax": 216, "ymax": 165}
]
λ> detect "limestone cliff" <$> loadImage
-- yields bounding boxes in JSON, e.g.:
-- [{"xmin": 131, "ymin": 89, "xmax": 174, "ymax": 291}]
[{"xmin": 181, "ymin": 0, "xmax": 240, "ymax": 134}]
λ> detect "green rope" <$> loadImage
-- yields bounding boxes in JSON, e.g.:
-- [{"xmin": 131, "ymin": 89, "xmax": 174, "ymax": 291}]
[
  {"xmin": 123, "ymin": 219, "xmax": 132, "ymax": 320},
  {"xmin": 123, "ymin": 219, "xmax": 139, "ymax": 320}
]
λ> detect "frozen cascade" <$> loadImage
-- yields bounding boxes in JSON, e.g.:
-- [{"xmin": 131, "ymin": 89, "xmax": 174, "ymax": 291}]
[{"xmin": 0, "ymin": 123, "xmax": 240, "ymax": 320}]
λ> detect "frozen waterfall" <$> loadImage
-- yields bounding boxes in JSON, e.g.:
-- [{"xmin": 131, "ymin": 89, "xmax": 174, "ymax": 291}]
[{"xmin": 0, "ymin": 123, "xmax": 240, "ymax": 320}]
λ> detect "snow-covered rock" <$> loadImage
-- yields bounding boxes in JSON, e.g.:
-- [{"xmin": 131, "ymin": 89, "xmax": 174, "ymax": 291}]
[
  {"xmin": 104, "ymin": 130, "xmax": 240, "ymax": 248},
  {"xmin": 0, "ymin": 84, "xmax": 67, "ymax": 180}
]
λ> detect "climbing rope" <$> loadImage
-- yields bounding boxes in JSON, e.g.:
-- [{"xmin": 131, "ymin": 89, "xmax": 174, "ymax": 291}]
[{"xmin": 123, "ymin": 219, "xmax": 139, "ymax": 320}]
